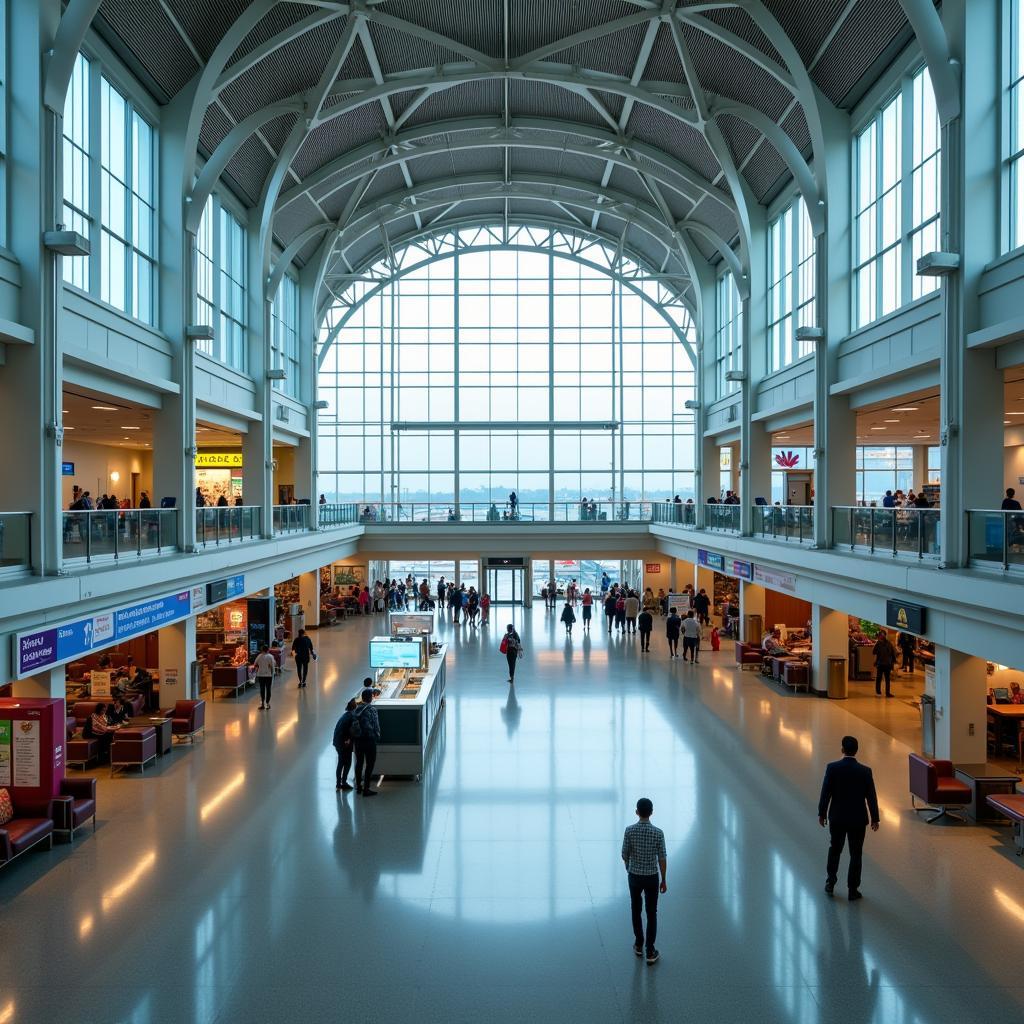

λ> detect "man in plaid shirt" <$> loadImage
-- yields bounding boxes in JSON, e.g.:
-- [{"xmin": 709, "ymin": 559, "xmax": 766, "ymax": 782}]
[{"xmin": 621, "ymin": 797, "xmax": 667, "ymax": 964}]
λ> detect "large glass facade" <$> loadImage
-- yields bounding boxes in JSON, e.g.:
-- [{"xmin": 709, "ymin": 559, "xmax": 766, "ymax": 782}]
[
  {"xmin": 62, "ymin": 52, "xmax": 91, "ymax": 292},
  {"xmin": 317, "ymin": 229, "xmax": 696, "ymax": 506},
  {"xmin": 767, "ymin": 196, "xmax": 816, "ymax": 372},
  {"xmin": 715, "ymin": 271, "xmax": 742, "ymax": 396}
]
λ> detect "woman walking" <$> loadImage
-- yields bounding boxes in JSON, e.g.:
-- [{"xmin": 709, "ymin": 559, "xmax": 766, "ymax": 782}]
[
  {"xmin": 561, "ymin": 601, "xmax": 577, "ymax": 637},
  {"xmin": 501, "ymin": 623, "xmax": 522, "ymax": 683},
  {"xmin": 581, "ymin": 588, "xmax": 593, "ymax": 631}
]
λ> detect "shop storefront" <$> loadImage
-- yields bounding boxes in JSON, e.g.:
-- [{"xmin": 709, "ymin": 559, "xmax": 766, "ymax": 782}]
[{"xmin": 195, "ymin": 451, "xmax": 243, "ymax": 505}]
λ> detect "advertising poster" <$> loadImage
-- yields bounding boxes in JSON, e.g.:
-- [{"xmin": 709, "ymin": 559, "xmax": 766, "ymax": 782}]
[
  {"xmin": 13, "ymin": 720, "xmax": 40, "ymax": 787},
  {"xmin": 333, "ymin": 564, "xmax": 366, "ymax": 587},
  {"xmin": 667, "ymin": 593, "xmax": 690, "ymax": 613},
  {"xmin": 90, "ymin": 670, "xmax": 112, "ymax": 697},
  {"xmin": 0, "ymin": 721, "xmax": 10, "ymax": 787}
]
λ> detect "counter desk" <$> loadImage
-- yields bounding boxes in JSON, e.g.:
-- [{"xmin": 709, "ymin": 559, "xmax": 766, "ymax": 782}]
[{"xmin": 358, "ymin": 643, "xmax": 447, "ymax": 778}]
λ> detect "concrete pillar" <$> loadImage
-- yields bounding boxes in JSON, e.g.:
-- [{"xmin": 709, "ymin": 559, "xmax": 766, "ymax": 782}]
[
  {"xmin": 739, "ymin": 581, "xmax": 766, "ymax": 644},
  {"xmin": 158, "ymin": 617, "xmax": 197, "ymax": 704},
  {"xmin": 17, "ymin": 667, "xmax": 66, "ymax": 700},
  {"xmin": 932, "ymin": 645, "xmax": 988, "ymax": 762},
  {"xmin": 911, "ymin": 446, "xmax": 929, "ymax": 495},
  {"xmin": 939, "ymin": 0, "xmax": 1002, "ymax": 566},
  {"xmin": 1, "ymin": 2, "xmax": 61, "ymax": 574},
  {"xmin": 247, "ymin": 208, "xmax": 273, "ymax": 537},
  {"xmin": 299, "ymin": 571, "xmax": 320, "ymax": 628},
  {"xmin": 810, "ymin": 605, "xmax": 848, "ymax": 697}
]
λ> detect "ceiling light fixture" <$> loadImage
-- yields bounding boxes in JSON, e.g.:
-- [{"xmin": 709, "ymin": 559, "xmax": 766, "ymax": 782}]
[
  {"xmin": 121, "ymin": 425, "xmax": 140, "ymax": 430},
  {"xmin": 870, "ymin": 427, "xmax": 886, "ymax": 431},
  {"xmin": 892, "ymin": 406, "xmax": 919, "ymax": 412},
  {"xmin": 884, "ymin": 419, "xmax": 900, "ymax": 423},
  {"xmin": 1007, "ymin": 412, "xmax": 1024, "ymax": 416},
  {"xmin": 91, "ymin": 405, "xmax": 118, "ymax": 411},
  {"xmin": 913, "ymin": 434, "xmax": 930, "ymax": 439}
]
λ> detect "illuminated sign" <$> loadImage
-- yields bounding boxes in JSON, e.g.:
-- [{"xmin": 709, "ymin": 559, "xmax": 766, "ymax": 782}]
[
  {"xmin": 370, "ymin": 637, "xmax": 423, "ymax": 668},
  {"xmin": 195, "ymin": 452, "xmax": 243, "ymax": 468}
]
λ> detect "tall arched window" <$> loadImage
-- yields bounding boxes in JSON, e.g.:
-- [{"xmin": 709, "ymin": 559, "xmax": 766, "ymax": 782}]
[{"xmin": 316, "ymin": 227, "xmax": 696, "ymax": 512}]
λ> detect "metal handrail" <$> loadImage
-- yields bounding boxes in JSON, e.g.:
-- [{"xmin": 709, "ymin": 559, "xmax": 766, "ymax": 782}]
[
  {"xmin": 966, "ymin": 508, "xmax": 1024, "ymax": 570},
  {"xmin": 0, "ymin": 512, "xmax": 33, "ymax": 571},
  {"xmin": 62, "ymin": 508, "xmax": 179, "ymax": 562},
  {"xmin": 751, "ymin": 505, "xmax": 814, "ymax": 544},
  {"xmin": 195, "ymin": 505, "xmax": 262, "ymax": 547},
  {"xmin": 352, "ymin": 500, "xmax": 655, "ymax": 523},
  {"xmin": 831, "ymin": 505, "xmax": 941, "ymax": 559}
]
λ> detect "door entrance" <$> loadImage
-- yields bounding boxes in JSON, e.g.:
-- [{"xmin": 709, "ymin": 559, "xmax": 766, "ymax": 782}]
[{"xmin": 487, "ymin": 568, "xmax": 524, "ymax": 604}]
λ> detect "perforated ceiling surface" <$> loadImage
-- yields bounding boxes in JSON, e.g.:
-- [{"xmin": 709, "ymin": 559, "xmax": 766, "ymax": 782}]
[{"xmin": 92, "ymin": 0, "xmax": 921, "ymax": 309}]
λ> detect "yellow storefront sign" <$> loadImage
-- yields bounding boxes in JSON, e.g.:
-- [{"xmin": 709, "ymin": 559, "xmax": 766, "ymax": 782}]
[{"xmin": 195, "ymin": 452, "xmax": 243, "ymax": 468}]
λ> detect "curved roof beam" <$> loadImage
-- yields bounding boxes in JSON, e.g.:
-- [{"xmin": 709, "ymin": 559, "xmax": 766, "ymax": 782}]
[
  {"xmin": 510, "ymin": 9, "xmax": 662, "ymax": 69},
  {"xmin": 187, "ymin": 99, "xmax": 305, "ymax": 234},
  {"xmin": 664, "ymin": 13, "xmax": 752, "ymax": 272},
  {"xmin": 274, "ymin": 117, "xmax": 736, "ymax": 218},
  {"xmin": 317, "ymin": 223, "xmax": 698, "ymax": 366},
  {"xmin": 181, "ymin": 0, "xmax": 279, "ymax": 203},
  {"xmin": 364, "ymin": 9, "xmax": 501, "ymax": 70},
  {"xmin": 267, "ymin": 223, "xmax": 333, "ymax": 301},
  {"xmin": 708, "ymin": 97, "xmax": 823, "ymax": 234},
  {"xmin": 678, "ymin": 221, "xmax": 745, "ymax": 296},
  {"xmin": 331, "ymin": 174, "xmax": 690, "ymax": 259},
  {"xmin": 44, "ymin": 0, "xmax": 103, "ymax": 112},
  {"xmin": 255, "ymin": 13, "xmax": 363, "ymax": 277},
  {"xmin": 214, "ymin": 9, "xmax": 345, "ymax": 95},
  {"xmin": 898, "ymin": 0, "xmax": 960, "ymax": 124}
]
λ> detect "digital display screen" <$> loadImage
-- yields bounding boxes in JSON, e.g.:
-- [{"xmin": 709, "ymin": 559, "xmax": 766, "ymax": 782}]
[
  {"xmin": 389, "ymin": 613, "xmax": 434, "ymax": 637},
  {"xmin": 369, "ymin": 638, "xmax": 422, "ymax": 668}
]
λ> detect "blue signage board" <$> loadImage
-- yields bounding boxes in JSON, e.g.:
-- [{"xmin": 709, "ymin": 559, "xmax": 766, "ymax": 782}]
[
  {"xmin": 61, "ymin": 461, "xmax": 75, "ymax": 476},
  {"xmin": 226, "ymin": 574, "xmax": 246, "ymax": 598},
  {"xmin": 697, "ymin": 549, "xmax": 724, "ymax": 571},
  {"xmin": 731, "ymin": 560, "xmax": 753, "ymax": 580},
  {"xmin": 15, "ymin": 589, "xmax": 192, "ymax": 678}
]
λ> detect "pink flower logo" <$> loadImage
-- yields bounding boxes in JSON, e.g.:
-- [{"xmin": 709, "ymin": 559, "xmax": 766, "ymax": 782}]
[{"xmin": 774, "ymin": 450, "xmax": 800, "ymax": 468}]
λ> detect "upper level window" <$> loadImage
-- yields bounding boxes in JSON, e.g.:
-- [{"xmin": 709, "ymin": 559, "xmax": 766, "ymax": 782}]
[
  {"xmin": 100, "ymin": 77, "xmax": 155, "ymax": 323},
  {"xmin": 853, "ymin": 66, "xmax": 939, "ymax": 329},
  {"xmin": 1008, "ymin": 0, "xmax": 1024, "ymax": 249},
  {"xmin": 271, "ymin": 274, "xmax": 299, "ymax": 398},
  {"xmin": 767, "ymin": 196, "xmax": 816, "ymax": 372},
  {"xmin": 716, "ymin": 271, "xmax": 742, "ymax": 397},
  {"xmin": 62, "ymin": 52, "xmax": 90, "ymax": 291},
  {"xmin": 193, "ymin": 197, "xmax": 247, "ymax": 372}
]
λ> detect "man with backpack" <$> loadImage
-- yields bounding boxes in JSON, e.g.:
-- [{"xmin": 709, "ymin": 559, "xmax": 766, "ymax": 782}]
[
  {"xmin": 351, "ymin": 683, "xmax": 381, "ymax": 797},
  {"xmin": 290, "ymin": 628, "xmax": 316, "ymax": 688}
]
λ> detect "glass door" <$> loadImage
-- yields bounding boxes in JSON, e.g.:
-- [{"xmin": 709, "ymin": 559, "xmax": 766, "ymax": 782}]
[{"xmin": 487, "ymin": 568, "xmax": 524, "ymax": 604}]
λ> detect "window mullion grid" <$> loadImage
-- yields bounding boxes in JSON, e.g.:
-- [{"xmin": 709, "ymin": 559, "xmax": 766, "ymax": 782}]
[
  {"xmin": 1009, "ymin": 0, "xmax": 1024, "ymax": 248},
  {"xmin": 900, "ymin": 74, "xmax": 915, "ymax": 306},
  {"xmin": 788, "ymin": 204, "xmax": 799, "ymax": 366},
  {"xmin": 87, "ymin": 58, "xmax": 102, "ymax": 297}
]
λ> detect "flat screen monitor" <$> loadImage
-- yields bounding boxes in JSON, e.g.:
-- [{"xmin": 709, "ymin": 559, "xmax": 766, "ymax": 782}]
[
  {"xmin": 390, "ymin": 612, "xmax": 434, "ymax": 637},
  {"xmin": 369, "ymin": 638, "xmax": 423, "ymax": 669},
  {"xmin": 993, "ymin": 687, "xmax": 1011, "ymax": 704}
]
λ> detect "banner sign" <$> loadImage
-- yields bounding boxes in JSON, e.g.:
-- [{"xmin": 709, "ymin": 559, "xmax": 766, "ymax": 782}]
[
  {"xmin": 194, "ymin": 451, "xmax": 243, "ymax": 468},
  {"xmin": 644, "ymin": 563, "xmax": 662, "ymax": 574},
  {"xmin": 752, "ymin": 565, "xmax": 797, "ymax": 592},
  {"xmin": 12, "ymin": 720, "xmax": 40, "ymax": 787},
  {"xmin": 886, "ymin": 599, "xmax": 926, "ymax": 635},
  {"xmin": 14, "ymin": 589, "xmax": 193, "ymax": 678},
  {"xmin": 0, "ymin": 721, "xmax": 10, "ymax": 787},
  {"xmin": 731, "ymin": 560, "xmax": 753, "ymax": 580},
  {"xmin": 697, "ymin": 549, "xmax": 724, "ymax": 571}
]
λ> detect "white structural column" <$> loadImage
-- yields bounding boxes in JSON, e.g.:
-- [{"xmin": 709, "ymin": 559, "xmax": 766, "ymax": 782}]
[
  {"xmin": 298, "ymin": 571, "xmax": 320, "ymax": 629},
  {"xmin": 245, "ymin": 209, "xmax": 273, "ymax": 536},
  {"xmin": 813, "ymin": 99, "xmax": 856, "ymax": 547},
  {"xmin": 739, "ymin": 204, "xmax": 767, "ymax": 533},
  {"xmin": 1, "ymin": 2, "xmax": 62, "ymax": 574},
  {"xmin": 296, "ymin": 272, "xmax": 318, "ymax": 521},
  {"xmin": 931, "ymin": 644, "xmax": 987, "ymax": 762},
  {"xmin": 158, "ymin": 617, "xmax": 198, "ymax": 704},
  {"xmin": 938, "ymin": 0, "xmax": 1002, "ymax": 567},
  {"xmin": 154, "ymin": 88, "xmax": 196, "ymax": 542},
  {"xmin": 810, "ymin": 604, "xmax": 848, "ymax": 697}
]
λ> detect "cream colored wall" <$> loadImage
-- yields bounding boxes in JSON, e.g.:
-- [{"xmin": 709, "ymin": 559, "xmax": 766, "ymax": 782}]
[
  {"xmin": 62, "ymin": 439, "xmax": 153, "ymax": 508},
  {"xmin": 1004, "ymin": 439, "xmax": 1024, "ymax": 495},
  {"xmin": 273, "ymin": 445, "xmax": 296, "ymax": 501}
]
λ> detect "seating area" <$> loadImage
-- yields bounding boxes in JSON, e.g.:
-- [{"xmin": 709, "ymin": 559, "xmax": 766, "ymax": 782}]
[
  {"xmin": 164, "ymin": 699, "xmax": 206, "ymax": 743},
  {"xmin": 986, "ymin": 794, "xmax": 1024, "ymax": 855},
  {"xmin": 734, "ymin": 642, "xmax": 762, "ymax": 671},
  {"xmin": 909, "ymin": 753, "xmax": 973, "ymax": 823},
  {"xmin": 0, "ymin": 777, "xmax": 98, "ymax": 866}
]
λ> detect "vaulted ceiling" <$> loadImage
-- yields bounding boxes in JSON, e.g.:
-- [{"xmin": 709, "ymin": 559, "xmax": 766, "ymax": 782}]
[{"xmin": 92, "ymin": 0, "xmax": 924, "ymax": 320}]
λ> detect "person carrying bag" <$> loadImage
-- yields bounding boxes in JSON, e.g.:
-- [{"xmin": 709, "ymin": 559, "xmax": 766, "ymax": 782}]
[{"xmin": 501, "ymin": 624, "xmax": 523, "ymax": 684}]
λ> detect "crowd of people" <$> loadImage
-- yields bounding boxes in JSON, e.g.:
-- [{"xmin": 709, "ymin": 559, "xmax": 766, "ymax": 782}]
[{"xmin": 68, "ymin": 485, "xmax": 153, "ymax": 511}]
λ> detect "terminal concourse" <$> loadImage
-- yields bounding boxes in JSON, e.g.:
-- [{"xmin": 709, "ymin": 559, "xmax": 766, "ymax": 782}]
[{"xmin": 3, "ymin": 3, "xmax": 1024, "ymax": 1023}]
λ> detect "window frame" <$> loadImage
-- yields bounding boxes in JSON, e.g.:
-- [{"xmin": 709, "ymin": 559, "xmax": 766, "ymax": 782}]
[
  {"xmin": 851, "ymin": 60, "xmax": 940, "ymax": 329},
  {"xmin": 1005, "ymin": 0, "xmax": 1024, "ymax": 252},
  {"xmin": 271, "ymin": 272, "xmax": 300, "ymax": 399},
  {"xmin": 766, "ymin": 193, "xmax": 816, "ymax": 372},
  {"xmin": 715, "ymin": 270, "xmax": 742, "ymax": 398}
]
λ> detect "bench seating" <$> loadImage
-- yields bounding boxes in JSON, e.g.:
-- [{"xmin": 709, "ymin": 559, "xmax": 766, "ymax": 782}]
[
  {"xmin": 986, "ymin": 794, "xmax": 1024, "ymax": 855},
  {"xmin": 0, "ymin": 793, "xmax": 54, "ymax": 868},
  {"xmin": 111, "ymin": 727, "xmax": 157, "ymax": 776}
]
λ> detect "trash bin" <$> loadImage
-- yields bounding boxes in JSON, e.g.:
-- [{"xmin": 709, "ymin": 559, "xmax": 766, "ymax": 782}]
[
  {"xmin": 827, "ymin": 656, "xmax": 847, "ymax": 699},
  {"xmin": 743, "ymin": 613, "xmax": 762, "ymax": 645},
  {"xmin": 920, "ymin": 694, "xmax": 936, "ymax": 758}
]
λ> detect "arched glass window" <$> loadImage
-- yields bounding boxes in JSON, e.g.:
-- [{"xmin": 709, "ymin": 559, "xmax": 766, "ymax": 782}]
[{"xmin": 316, "ymin": 226, "xmax": 696, "ymax": 513}]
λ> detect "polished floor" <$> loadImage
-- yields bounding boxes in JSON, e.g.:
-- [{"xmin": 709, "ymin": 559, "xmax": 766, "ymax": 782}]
[{"xmin": 3, "ymin": 606, "xmax": 1024, "ymax": 1024}]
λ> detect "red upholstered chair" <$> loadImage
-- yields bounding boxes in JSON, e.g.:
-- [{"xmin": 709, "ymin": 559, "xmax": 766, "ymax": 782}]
[
  {"xmin": 734, "ymin": 642, "xmax": 762, "ymax": 671},
  {"xmin": 66, "ymin": 716, "xmax": 101, "ymax": 769},
  {"xmin": 55, "ymin": 778, "xmax": 97, "ymax": 840},
  {"xmin": 111, "ymin": 727, "xmax": 157, "ymax": 775},
  {"xmin": 908, "ymin": 753, "xmax": 972, "ymax": 823},
  {"xmin": 163, "ymin": 700, "xmax": 206, "ymax": 743},
  {"xmin": 0, "ymin": 794, "xmax": 55, "ymax": 867}
]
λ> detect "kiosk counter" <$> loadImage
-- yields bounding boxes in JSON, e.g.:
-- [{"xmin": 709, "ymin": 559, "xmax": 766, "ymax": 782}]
[{"xmin": 363, "ymin": 638, "xmax": 447, "ymax": 778}]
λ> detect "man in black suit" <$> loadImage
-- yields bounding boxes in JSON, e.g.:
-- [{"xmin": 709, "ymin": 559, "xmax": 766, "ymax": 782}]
[{"xmin": 817, "ymin": 735, "xmax": 880, "ymax": 901}]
